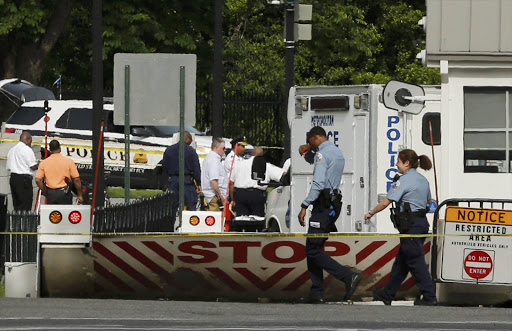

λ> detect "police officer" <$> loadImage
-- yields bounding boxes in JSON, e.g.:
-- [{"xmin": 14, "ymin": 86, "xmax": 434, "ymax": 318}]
[
  {"xmin": 162, "ymin": 131, "xmax": 201, "ymax": 227},
  {"xmin": 364, "ymin": 149, "xmax": 438, "ymax": 306},
  {"xmin": 298, "ymin": 126, "xmax": 361, "ymax": 303},
  {"xmin": 229, "ymin": 146, "xmax": 283, "ymax": 217},
  {"xmin": 224, "ymin": 136, "xmax": 247, "ymax": 175}
]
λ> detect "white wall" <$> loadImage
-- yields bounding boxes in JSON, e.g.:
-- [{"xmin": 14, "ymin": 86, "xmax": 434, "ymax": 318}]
[{"xmin": 440, "ymin": 68, "xmax": 512, "ymax": 200}]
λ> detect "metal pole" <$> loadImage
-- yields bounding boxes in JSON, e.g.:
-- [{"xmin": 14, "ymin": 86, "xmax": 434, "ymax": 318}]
[
  {"xmin": 283, "ymin": 2, "xmax": 295, "ymax": 161},
  {"xmin": 92, "ymin": 0, "xmax": 105, "ymax": 207},
  {"xmin": 178, "ymin": 67, "xmax": 186, "ymax": 228},
  {"xmin": 124, "ymin": 65, "xmax": 131, "ymax": 204},
  {"xmin": 212, "ymin": 0, "xmax": 224, "ymax": 137}
]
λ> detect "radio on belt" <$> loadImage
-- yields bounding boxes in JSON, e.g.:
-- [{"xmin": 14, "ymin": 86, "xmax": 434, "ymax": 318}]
[{"xmin": 38, "ymin": 205, "xmax": 92, "ymax": 245}]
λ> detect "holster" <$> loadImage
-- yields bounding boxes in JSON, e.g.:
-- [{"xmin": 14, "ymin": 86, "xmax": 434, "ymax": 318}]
[
  {"xmin": 390, "ymin": 202, "xmax": 412, "ymax": 234},
  {"xmin": 314, "ymin": 188, "xmax": 342, "ymax": 210}
]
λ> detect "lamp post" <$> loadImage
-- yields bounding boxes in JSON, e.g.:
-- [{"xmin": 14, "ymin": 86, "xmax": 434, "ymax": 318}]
[
  {"xmin": 283, "ymin": 1, "xmax": 295, "ymax": 161},
  {"xmin": 267, "ymin": 0, "xmax": 312, "ymax": 162}
]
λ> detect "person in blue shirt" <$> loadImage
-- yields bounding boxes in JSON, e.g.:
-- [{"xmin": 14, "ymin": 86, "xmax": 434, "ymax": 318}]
[
  {"xmin": 298, "ymin": 126, "xmax": 362, "ymax": 303},
  {"xmin": 364, "ymin": 149, "xmax": 438, "ymax": 306},
  {"xmin": 162, "ymin": 131, "xmax": 202, "ymax": 228}
]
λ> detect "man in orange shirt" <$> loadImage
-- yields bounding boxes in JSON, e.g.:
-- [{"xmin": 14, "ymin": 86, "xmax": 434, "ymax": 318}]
[{"xmin": 36, "ymin": 140, "xmax": 84, "ymax": 204}]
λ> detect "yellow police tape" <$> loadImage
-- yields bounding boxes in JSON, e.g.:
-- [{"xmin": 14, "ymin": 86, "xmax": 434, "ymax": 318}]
[
  {"xmin": 0, "ymin": 137, "xmax": 166, "ymax": 156},
  {"xmin": 0, "ymin": 138, "xmax": 282, "ymax": 167},
  {"xmin": 0, "ymin": 231, "xmax": 511, "ymax": 238},
  {"xmin": 0, "ymin": 138, "xmax": 283, "ymax": 153}
]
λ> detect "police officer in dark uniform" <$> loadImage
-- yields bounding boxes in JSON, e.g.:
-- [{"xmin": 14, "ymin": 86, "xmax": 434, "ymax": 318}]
[
  {"xmin": 298, "ymin": 126, "xmax": 362, "ymax": 303},
  {"xmin": 162, "ymin": 132, "xmax": 201, "ymax": 227},
  {"xmin": 365, "ymin": 148, "xmax": 438, "ymax": 306}
]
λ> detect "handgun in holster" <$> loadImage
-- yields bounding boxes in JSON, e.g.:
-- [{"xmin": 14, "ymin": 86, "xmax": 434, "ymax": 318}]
[{"xmin": 390, "ymin": 201, "xmax": 412, "ymax": 234}]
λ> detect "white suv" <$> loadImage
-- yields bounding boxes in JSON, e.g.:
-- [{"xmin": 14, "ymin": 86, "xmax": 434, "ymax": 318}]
[{"xmin": 4, "ymin": 99, "xmax": 232, "ymax": 189}]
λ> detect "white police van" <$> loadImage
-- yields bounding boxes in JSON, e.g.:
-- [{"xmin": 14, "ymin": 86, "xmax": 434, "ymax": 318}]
[
  {"xmin": 4, "ymin": 99, "xmax": 231, "ymax": 189},
  {"xmin": 265, "ymin": 84, "xmax": 441, "ymax": 233}
]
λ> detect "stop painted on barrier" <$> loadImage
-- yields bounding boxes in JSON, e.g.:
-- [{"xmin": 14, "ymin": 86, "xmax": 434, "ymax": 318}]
[{"xmin": 464, "ymin": 250, "xmax": 493, "ymax": 279}]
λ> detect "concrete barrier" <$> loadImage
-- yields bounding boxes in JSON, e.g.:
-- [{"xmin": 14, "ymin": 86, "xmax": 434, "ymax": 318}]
[{"xmin": 40, "ymin": 235, "xmax": 426, "ymax": 301}]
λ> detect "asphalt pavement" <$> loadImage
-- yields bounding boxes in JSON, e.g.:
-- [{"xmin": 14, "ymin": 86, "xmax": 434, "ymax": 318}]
[{"xmin": 1, "ymin": 297, "xmax": 512, "ymax": 330}]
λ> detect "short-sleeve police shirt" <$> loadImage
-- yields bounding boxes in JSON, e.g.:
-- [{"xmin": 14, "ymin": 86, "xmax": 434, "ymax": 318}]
[{"xmin": 386, "ymin": 168, "xmax": 431, "ymax": 212}]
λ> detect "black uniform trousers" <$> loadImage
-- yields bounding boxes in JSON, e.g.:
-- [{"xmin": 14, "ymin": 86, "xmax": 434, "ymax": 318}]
[
  {"xmin": 233, "ymin": 188, "xmax": 266, "ymax": 217},
  {"xmin": 168, "ymin": 176, "xmax": 198, "ymax": 230},
  {"xmin": 306, "ymin": 203, "xmax": 352, "ymax": 299},
  {"xmin": 10, "ymin": 173, "xmax": 33, "ymax": 211},
  {"xmin": 381, "ymin": 216, "xmax": 437, "ymax": 301},
  {"xmin": 45, "ymin": 187, "xmax": 73, "ymax": 205}
]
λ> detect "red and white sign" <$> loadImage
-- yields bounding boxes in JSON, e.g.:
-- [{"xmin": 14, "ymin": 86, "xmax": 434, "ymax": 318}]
[
  {"xmin": 41, "ymin": 236, "xmax": 432, "ymax": 300},
  {"xmin": 463, "ymin": 250, "xmax": 493, "ymax": 280}
]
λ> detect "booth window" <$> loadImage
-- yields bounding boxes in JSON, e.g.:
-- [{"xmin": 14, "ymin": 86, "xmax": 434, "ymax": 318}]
[
  {"xmin": 464, "ymin": 87, "xmax": 512, "ymax": 173},
  {"xmin": 422, "ymin": 112, "xmax": 441, "ymax": 145}
]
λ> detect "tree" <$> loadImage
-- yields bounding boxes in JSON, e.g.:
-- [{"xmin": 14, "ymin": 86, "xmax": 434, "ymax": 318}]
[
  {"xmin": 2, "ymin": 0, "xmax": 439, "ymax": 91},
  {"xmin": 41, "ymin": 0, "xmax": 214, "ymax": 91},
  {"xmin": 222, "ymin": 0, "xmax": 439, "ymax": 95},
  {"xmin": 0, "ymin": 0, "xmax": 75, "ymax": 83}
]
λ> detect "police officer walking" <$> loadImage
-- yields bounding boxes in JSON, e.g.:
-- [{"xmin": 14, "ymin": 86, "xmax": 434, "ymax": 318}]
[
  {"xmin": 364, "ymin": 149, "xmax": 438, "ymax": 306},
  {"xmin": 298, "ymin": 126, "xmax": 361, "ymax": 303}
]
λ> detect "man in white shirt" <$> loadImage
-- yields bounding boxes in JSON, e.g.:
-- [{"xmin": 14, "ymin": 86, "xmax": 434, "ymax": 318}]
[
  {"xmin": 224, "ymin": 136, "xmax": 247, "ymax": 175},
  {"xmin": 6, "ymin": 132, "xmax": 38, "ymax": 210},
  {"xmin": 201, "ymin": 137, "xmax": 228, "ymax": 211},
  {"xmin": 229, "ymin": 147, "xmax": 284, "ymax": 217}
]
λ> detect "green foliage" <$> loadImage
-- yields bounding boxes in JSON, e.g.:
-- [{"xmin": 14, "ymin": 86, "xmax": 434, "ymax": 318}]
[
  {"xmin": 0, "ymin": 1, "xmax": 48, "ymax": 38},
  {"xmin": 41, "ymin": 0, "xmax": 215, "ymax": 90},
  {"xmin": 2, "ymin": 0, "xmax": 440, "ymax": 92},
  {"xmin": 107, "ymin": 187, "xmax": 163, "ymax": 198}
]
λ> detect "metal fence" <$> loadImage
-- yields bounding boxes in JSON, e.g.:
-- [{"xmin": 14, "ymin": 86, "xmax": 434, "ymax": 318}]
[
  {"xmin": 93, "ymin": 191, "xmax": 174, "ymax": 233},
  {"xmin": 196, "ymin": 90, "xmax": 285, "ymax": 155},
  {"xmin": 4, "ymin": 211, "xmax": 39, "ymax": 263}
]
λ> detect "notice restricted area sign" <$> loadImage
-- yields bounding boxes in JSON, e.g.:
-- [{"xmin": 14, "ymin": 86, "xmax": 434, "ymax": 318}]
[{"xmin": 440, "ymin": 206, "xmax": 512, "ymax": 284}]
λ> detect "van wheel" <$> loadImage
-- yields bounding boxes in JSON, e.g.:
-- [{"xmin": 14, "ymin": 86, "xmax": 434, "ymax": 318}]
[{"xmin": 267, "ymin": 219, "xmax": 280, "ymax": 233}]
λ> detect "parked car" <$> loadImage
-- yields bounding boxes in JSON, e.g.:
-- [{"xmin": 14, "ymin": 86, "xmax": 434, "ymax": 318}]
[{"xmin": 4, "ymin": 99, "xmax": 237, "ymax": 189}]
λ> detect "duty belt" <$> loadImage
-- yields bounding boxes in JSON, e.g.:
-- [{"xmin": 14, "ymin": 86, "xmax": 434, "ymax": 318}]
[{"xmin": 170, "ymin": 174, "xmax": 193, "ymax": 178}]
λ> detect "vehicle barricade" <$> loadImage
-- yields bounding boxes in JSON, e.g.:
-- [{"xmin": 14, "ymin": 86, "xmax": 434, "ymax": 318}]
[{"xmin": 93, "ymin": 191, "xmax": 174, "ymax": 233}]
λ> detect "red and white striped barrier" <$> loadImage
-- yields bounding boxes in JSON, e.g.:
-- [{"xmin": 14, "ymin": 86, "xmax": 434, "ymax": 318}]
[{"xmin": 40, "ymin": 235, "xmax": 431, "ymax": 300}]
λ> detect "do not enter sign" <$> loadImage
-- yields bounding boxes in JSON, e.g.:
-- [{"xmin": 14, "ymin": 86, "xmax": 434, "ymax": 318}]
[{"xmin": 464, "ymin": 250, "xmax": 493, "ymax": 279}]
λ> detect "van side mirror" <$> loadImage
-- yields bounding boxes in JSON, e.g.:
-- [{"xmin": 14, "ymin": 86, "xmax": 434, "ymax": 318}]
[{"xmin": 382, "ymin": 80, "xmax": 425, "ymax": 115}]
